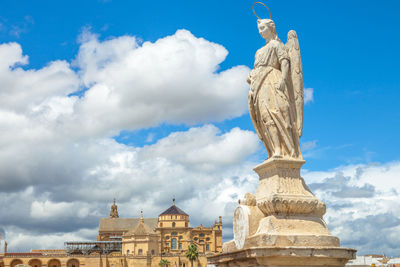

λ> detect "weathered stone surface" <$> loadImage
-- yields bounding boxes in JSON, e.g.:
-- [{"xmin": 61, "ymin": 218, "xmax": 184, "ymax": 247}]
[
  {"xmin": 208, "ymin": 246, "xmax": 357, "ymax": 267},
  {"xmin": 212, "ymin": 150, "xmax": 355, "ymax": 267},
  {"xmin": 208, "ymin": 14, "xmax": 356, "ymax": 267},
  {"xmin": 247, "ymin": 19, "xmax": 304, "ymax": 160},
  {"xmin": 254, "ymin": 159, "xmax": 326, "ymax": 218}
]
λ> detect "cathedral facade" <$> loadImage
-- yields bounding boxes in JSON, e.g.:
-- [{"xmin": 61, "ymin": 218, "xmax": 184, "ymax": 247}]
[{"xmin": 0, "ymin": 200, "xmax": 222, "ymax": 267}]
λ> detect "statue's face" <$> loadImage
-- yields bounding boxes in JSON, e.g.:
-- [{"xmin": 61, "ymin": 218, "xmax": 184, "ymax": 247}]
[{"xmin": 257, "ymin": 19, "xmax": 273, "ymax": 40}]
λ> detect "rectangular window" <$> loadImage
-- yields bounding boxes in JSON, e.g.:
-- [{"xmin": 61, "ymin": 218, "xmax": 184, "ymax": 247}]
[
  {"xmin": 179, "ymin": 243, "xmax": 182, "ymax": 250},
  {"xmin": 206, "ymin": 244, "xmax": 210, "ymax": 251}
]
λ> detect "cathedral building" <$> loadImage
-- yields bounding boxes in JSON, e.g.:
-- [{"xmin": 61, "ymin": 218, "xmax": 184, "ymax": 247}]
[{"xmin": 0, "ymin": 200, "xmax": 222, "ymax": 267}]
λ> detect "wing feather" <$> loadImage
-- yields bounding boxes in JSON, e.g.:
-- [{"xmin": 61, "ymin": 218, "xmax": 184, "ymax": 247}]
[{"xmin": 285, "ymin": 30, "xmax": 304, "ymax": 137}]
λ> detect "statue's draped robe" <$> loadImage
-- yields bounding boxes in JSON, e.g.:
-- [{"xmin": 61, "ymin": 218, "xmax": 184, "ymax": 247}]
[{"xmin": 248, "ymin": 39, "xmax": 301, "ymax": 159}]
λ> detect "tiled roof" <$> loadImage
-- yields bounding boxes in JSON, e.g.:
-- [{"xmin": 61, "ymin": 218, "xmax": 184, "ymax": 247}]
[
  {"xmin": 159, "ymin": 205, "xmax": 188, "ymax": 216},
  {"xmin": 125, "ymin": 221, "xmax": 156, "ymax": 236},
  {"xmin": 4, "ymin": 253, "xmax": 43, "ymax": 256},
  {"xmin": 99, "ymin": 218, "xmax": 158, "ymax": 232}
]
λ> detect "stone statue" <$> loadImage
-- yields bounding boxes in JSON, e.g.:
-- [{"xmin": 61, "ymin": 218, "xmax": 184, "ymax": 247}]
[
  {"xmin": 247, "ymin": 19, "xmax": 303, "ymax": 160},
  {"xmin": 4, "ymin": 241, "xmax": 7, "ymax": 253},
  {"xmin": 209, "ymin": 7, "xmax": 356, "ymax": 266},
  {"xmin": 109, "ymin": 199, "xmax": 119, "ymax": 218}
]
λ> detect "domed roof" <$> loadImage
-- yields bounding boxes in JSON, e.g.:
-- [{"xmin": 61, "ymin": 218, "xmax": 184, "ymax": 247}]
[{"xmin": 159, "ymin": 199, "xmax": 188, "ymax": 216}]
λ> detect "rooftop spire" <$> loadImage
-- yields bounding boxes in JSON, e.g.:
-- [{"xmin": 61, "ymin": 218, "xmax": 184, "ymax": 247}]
[
  {"xmin": 140, "ymin": 210, "xmax": 144, "ymax": 223},
  {"xmin": 109, "ymin": 199, "xmax": 119, "ymax": 218}
]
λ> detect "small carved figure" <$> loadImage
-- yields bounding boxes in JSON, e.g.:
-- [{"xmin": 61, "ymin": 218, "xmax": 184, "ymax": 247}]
[
  {"xmin": 109, "ymin": 199, "xmax": 119, "ymax": 218},
  {"xmin": 247, "ymin": 19, "xmax": 304, "ymax": 160}
]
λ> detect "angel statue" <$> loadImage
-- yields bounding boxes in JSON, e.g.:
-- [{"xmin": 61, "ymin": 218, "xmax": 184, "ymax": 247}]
[{"xmin": 247, "ymin": 13, "xmax": 304, "ymax": 160}]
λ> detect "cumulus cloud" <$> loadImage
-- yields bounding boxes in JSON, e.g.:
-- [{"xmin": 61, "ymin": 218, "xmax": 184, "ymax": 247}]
[
  {"xmin": 70, "ymin": 29, "xmax": 250, "ymax": 137},
  {"xmin": 0, "ymin": 125, "xmax": 259, "ymax": 251},
  {"xmin": 0, "ymin": 42, "xmax": 79, "ymax": 112},
  {"xmin": 303, "ymin": 161, "xmax": 400, "ymax": 256},
  {"xmin": 0, "ymin": 30, "xmax": 254, "ymax": 251},
  {"xmin": 1, "ymin": 27, "xmax": 395, "ymax": 258}
]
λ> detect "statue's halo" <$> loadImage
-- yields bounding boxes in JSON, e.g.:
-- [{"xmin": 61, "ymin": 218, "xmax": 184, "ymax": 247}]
[{"xmin": 252, "ymin": 2, "xmax": 272, "ymax": 20}]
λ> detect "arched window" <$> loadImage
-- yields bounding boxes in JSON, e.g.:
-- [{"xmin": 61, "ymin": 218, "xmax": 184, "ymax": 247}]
[
  {"xmin": 67, "ymin": 259, "xmax": 79, "ymax": 267},
  {"xmin": 138, "ymin": 249, "xmax": 143, "ymax": 255},
  {"xmin": 151, "ymin": 249, "xmax": 155, "ymax": 255},
  {"xmin": 172, "ymin": 222, "xmax": 176, "ymax": 227},
  {"xmin": 29, "ymin": 259, "xmax": 42, "ymax": 267},
  {"xmin": 206, "ymin": 244, "xmax": 210, "ymax": 251},
  {"xmin": 171, "ymin": 238, "xmax": 177, "ymax": 250},
  {"xmin": 10, "ymin": 260, "xmax": 23, "ymax": 267},
  {"xmin": 126, "ymin": 250, "xmax": 130, "ymax": 254},
  {"xmin": 179, "ymin": 243, "xmax": 182, "ymax": 250}
]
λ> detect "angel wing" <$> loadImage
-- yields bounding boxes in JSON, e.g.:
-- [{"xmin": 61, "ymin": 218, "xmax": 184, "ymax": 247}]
[{"xmin": 285, "ymin": 30, "xmax": 304, "ymax": 137}]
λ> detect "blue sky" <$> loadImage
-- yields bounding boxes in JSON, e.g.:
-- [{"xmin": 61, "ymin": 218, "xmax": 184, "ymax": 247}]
[
  {"xmin": 3, "ymin": 0, "xmax": 398, "ymax": 170},
  {"xmin": 0, "ymin": 0, "xmax": 400, "ymax": 256}
]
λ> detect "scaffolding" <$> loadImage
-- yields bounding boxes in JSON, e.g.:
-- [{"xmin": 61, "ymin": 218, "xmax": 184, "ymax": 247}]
[{"xmin": 64, "ymin": 241, "xmax": 122, "ymax": 255}]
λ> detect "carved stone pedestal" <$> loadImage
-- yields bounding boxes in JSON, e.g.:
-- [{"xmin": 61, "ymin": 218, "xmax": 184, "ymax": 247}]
[
  {"xmin": 208, "ymin": 159, "xmax": 356, "ymax": 267},
  {"xmin": 207, "ymin": 246, "xmax": 356, "ymax": 267}
]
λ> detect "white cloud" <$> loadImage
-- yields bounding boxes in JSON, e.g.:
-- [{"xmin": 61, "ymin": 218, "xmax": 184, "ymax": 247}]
[
  {"xmin": 0, "ymin": 124, "xmax": 260, "ymax": 251},
  {"xmin": 70, "ymin": 29, "xmax": 250, "ymax": 137},
  {"xmin": 303, "ymin": 161, "xmax": 400, "ymax": 256},
  {"xmin": 140, "ymin": 125, "xmax": 259, "ymax": 171},
  {"xmin": 304, "ymin": 88, "xmax": 314, "ymax": 104},
  {"xmin": 5, "ymin": 227, "xmax": 97, "ymax": 250},
  {"xmin": 1, "ymin": 28, "xmax": 395, "ymax": 257},
  {"xmin": 0, "ymin": 42, "xmax": 79, "ymax": 112}
]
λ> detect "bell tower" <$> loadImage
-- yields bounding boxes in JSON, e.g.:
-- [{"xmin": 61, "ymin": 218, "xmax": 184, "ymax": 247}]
[{"xmin": 109, "ymin": 198, "xmax": 119, "ymax": 218}]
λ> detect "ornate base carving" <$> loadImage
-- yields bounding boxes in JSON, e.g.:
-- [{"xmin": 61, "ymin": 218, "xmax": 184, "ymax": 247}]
[
  {"xmin": 208, "ymin": 246, "xmax": 356, "ymax": 267},
  {"xmin": 209, "ymin": 158, "xmax": 356, "ymax": 267},
  {"xmin": 254, "ymin": 158, "xmax": 326, "ymax": 217}
]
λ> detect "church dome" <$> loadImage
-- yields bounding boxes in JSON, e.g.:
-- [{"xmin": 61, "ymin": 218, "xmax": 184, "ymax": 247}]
[{"xmin": 159, "ymin": 199, "xmax": 188, "ymax": 216}]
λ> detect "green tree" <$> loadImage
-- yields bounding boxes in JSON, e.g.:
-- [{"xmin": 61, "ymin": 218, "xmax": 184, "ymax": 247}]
[
  {"xmin": 185, "ymin": 244, "xmax": 199, "ymax": 267},
  {"xmin": 159, "ymin": 259, "xmax": 170, "ymax": 267}
]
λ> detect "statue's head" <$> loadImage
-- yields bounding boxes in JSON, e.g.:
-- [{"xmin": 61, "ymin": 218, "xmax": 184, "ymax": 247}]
[{"xmin": 257, "ymin": 19, "xmax": 277, "ymax": 41}]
